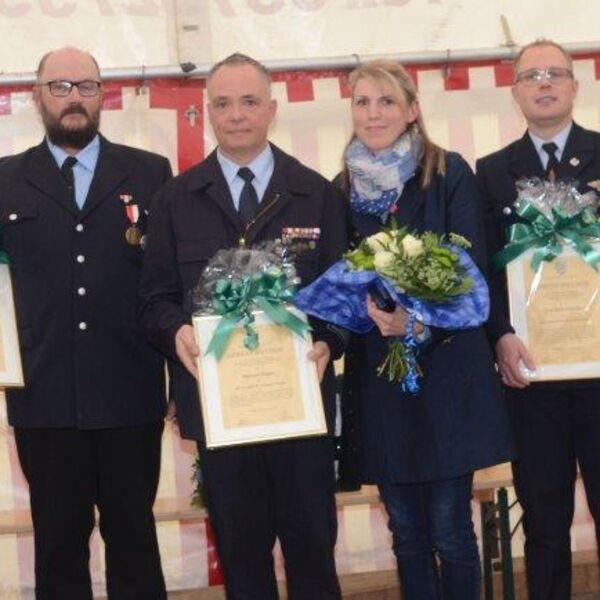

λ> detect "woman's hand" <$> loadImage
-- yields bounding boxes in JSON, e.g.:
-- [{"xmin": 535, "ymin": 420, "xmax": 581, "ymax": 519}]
[{"xmin": 367, "ymin": 295, "xmax": 424, "ymax": 337}]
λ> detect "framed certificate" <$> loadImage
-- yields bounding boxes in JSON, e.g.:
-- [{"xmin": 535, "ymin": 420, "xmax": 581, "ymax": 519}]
[
  {"xmin": 193, "ymin": 308, "xmax": 327, "ymax": 448},
  {"xmin": 0, "ymin": 265, "xmax": 24, "ymax": 387},
  {"xmin": 507, "ymin": 245, "xmax": 600, "ymax": 381}
]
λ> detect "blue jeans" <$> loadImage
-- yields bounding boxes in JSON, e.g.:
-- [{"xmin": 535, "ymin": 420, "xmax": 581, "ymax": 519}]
[{"xmin": 379, "ymin": 473, "xmax": 480, "ymax": 600}]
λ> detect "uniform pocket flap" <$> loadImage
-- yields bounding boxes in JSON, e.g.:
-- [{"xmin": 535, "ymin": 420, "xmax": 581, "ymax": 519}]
[{"xmin": 0, "ymin": 199, "xmax": 38, "ymax": 224}]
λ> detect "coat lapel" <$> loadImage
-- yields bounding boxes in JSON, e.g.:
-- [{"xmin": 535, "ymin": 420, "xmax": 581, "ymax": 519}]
[
  {"xmin": 24, "ymin": 141, "xmax": 80, "ymax": 217},
  {"xmin": 190, "ymin": 151, "xmax": 241, "ymax": 230},
  {"xmin": 508, "ymin": 132, "xmax": 545, "ymax": 181},
  {"xmin": 80, "ymin": 137, "xmax": 128, "ymax": 218},
  {"xmin": 559, "ymin": 123, "xmax": 596, "ymax": 182},
  {"xmin": 244, "ymin": 146, "xmax": 293, "ymax": 244}
]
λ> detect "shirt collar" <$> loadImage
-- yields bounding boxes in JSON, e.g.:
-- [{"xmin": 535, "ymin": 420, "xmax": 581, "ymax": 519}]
[
  {"xmin": 216, "ymin": 144, "xmax": 274, "ymax": 186},
  {"xmin": 528, "ymin": 122, "xmax": 573, "ymax": 158},
  {"xmin": 46, "ymin": 134, "xmax": 101, "ymax": 172}
]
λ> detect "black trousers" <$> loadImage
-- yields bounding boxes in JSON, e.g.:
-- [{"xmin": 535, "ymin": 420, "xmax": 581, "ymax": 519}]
[
  {"xmin": 509, "ymin": 385, "xmax": 600, "ymax": 600},
  {"xmin": 14, "ymin": 422, "xmax": 166, "ymax": 600},
  {"xmin": 199, "ymin": 436, "xmax": 341, "ymax": 600}
]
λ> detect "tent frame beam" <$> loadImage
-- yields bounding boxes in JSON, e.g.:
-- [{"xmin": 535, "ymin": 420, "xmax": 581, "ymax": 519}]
[{"xmin": 2, "ymin": 41, "xmax": 600, "ymax": 86}]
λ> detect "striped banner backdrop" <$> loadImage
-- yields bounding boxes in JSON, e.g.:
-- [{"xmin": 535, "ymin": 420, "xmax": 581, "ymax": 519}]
[{"xmin": 1, "ymin": 56, "xmax": 600, "ymax": 596}]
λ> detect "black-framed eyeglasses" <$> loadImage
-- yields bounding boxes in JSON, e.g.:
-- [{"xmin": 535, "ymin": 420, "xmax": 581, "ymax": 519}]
[
  {"xmin": 39, "ymin": 80, "xmax": 102, "ymax": 98},
  {"xmin": 514, "ymin": 67, "xmax": 573, "ymax": 87}
]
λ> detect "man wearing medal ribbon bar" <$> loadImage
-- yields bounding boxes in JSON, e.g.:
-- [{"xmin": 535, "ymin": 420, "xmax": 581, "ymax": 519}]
[
  {"xmin": 0, "ymin": 47, "xmax": 172, "ymax": 599},
  {"xmin": 139, "ymin": 53, "xmax": 348, "ymax": 599},
  {"xmin": 476, "ymin": 39, "xmax": 600, "ymax": 600}
]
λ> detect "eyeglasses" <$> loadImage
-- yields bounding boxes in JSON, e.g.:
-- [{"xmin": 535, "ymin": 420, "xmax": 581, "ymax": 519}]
[
  {"xmin": 514, "ymin": 67, "xmax": 574, "ymax": 87},
  {"xmin": 39, "ymin": 80, "xmax": 102, "ymax": 98}
]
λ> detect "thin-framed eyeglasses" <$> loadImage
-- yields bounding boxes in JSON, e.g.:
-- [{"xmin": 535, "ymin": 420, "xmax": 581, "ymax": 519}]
[
  {"xmin": 38, "ymin": 80, "xmax": 102, "ymax": 98},
  {"xmin": 514, "ymin": 67, "xmax": 574, "ymax": 87}
]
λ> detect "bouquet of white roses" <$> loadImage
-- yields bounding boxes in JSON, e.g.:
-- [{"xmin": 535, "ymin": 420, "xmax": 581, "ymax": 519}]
[
  {"xmin": 347, "ymin": 227, "xmax": 474, "ymax": 301},
  {"xmin": 294, "ymin": 223, "xmax": 489, "ymax": 392}
]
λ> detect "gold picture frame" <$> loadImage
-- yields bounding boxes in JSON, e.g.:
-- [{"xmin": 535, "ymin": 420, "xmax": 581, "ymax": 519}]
[
  {"xmin": 193, "ymin": 308, "xmax": 327, "ymax": 448},
  {"xmin": 507, "ymin": 245, "xmax": 600, "ymax": 381}
]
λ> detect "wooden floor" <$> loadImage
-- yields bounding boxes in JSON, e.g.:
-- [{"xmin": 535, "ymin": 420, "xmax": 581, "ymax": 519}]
[
  {"xmin": 160, "ymin": 550, "xmax": 600, "ymax": 600},
  {"xmin": 166, "ymin": 571, "xmax": 401, "ymax": 599}
]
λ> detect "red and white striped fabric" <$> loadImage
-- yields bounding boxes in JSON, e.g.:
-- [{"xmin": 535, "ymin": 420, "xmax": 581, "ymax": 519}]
[{"xmin": 1, "ymin": 56, "xmax": 599, "ymax": 596}]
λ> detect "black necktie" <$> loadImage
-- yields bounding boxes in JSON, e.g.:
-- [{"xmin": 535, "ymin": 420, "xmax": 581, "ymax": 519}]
[
  {"xmin": 542, "ymin": 142, "xmax": 560, "ymax": 181},
  {"xmin": 238, "ymin": 167, "xmax": 259, "ymax": 226},
  {"xmin": 61, "ymin": 156, "xmax": 78, "ymax": 207}
]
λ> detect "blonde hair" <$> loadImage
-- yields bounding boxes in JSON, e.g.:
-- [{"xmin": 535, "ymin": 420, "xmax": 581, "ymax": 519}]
[
  {"xmin": 343, "ymin": 59, "xmax": 445, "ymax": 190},
  {"xmin": 513, "ymin": 39, "xmax": 573, "ymax": 76}
]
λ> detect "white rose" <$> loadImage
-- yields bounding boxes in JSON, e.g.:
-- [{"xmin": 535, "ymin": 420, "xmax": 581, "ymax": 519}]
[
  {"xmin": 366, "ymin": 232, "xmax": 392, "ymax": 252},
  {"xmin": 401, "ymin": 234, "xmax": 424, "ymax": 258},
  {"xmin": 389, "ymin": 238, "xmax": 401, "ymax": 254},
  {"xmin": 373, "ymin": 250, "xmax": 395, "ymax": 273}
]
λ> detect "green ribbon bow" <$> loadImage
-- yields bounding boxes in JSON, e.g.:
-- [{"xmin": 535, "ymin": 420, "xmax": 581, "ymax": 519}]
[
  {"xmin": 205, "ymin": 269, "xmax": 309, "ymax": 360},
  {"xmin": 491, "ymin": 201, "xmax": 600, "ymax": 272}
]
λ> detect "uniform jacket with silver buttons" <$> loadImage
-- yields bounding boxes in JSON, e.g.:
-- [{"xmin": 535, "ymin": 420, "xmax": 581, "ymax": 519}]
[
  {"xmin": 139, "ymin": 144, "xmax": 348, "ymax": 442},
  {"xmin": 0, "ymin": 136, "xmax": 172, "ymax": 428},
  {"xmin": 476, "ymin": 122, "xmax": 600, "ymax": 390}
]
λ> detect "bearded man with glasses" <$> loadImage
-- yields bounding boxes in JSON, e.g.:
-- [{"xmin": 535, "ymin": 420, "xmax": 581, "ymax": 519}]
[
  {"xmin": 0, "ymin": 47, "xmax": 172, "ymax": 599},
  {"xmin": 476, "ymin": 39, "xmax": 600, "ymax": 600}
]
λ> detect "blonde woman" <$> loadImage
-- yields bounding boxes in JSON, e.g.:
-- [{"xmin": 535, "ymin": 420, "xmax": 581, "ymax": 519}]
[{"xmin": 338, "ymin": 60, "xmax": 514, "ymax": 600}]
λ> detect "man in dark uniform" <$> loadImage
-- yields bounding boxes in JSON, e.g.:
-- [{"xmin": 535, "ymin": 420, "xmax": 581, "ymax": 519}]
[
  {"xmin": 476, "ymin": 39, "xmax": 600, "ymax": 600},
  {"xmin": 139, "ymin": 53, "xmax": 347, "ymax": 600},
  {"xmin": 0, "ymin": 47, "xmax": 172, "ymax": 599}
]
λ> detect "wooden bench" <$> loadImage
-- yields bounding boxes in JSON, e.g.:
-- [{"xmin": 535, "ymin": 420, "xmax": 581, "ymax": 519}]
[
  {"xmin": 474, "ymin": 463, "xmax": 517, "ymax": 600},
  {"xmin": 0, "ymin": 485, "xmax": 383, "ymax": 535},
  {"xmin": 0, "ymin": 465, "xmax": 517, "ymax": 599}
]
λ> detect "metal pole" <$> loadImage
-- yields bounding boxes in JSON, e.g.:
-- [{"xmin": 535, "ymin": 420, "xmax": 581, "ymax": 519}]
[
  {"xmin": 480, "ymin": 500, "xmax": 495, "ymax": 600},
  {"xmin": 497, "ymin": 488, "xmax": 516, "ymax": 600},
  {"xmin": 2, "ymin": 40, "xmax": 600, "ymax": 86}
]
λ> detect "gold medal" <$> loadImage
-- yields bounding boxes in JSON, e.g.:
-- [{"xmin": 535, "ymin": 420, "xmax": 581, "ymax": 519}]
[{"xmin": 125, "ymin": 225, "xmax": 143, "ymax": 245}]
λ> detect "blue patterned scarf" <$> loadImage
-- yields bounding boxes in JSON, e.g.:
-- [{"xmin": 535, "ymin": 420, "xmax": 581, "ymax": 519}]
[{"xmin": 346, "ymin": 131, "xmax": 422, "ymax": 222}]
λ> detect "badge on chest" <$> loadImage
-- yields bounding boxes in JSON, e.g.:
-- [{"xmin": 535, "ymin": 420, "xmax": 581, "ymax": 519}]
[{"xmin": 120, "ymin": 193, "xmax": 144, "ymax": 247}]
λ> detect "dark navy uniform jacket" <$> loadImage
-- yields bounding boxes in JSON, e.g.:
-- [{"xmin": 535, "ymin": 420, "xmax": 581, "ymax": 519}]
[
  {"xmin": 339, "ymin": 153, "xmax": 515, "ymax": 487},
  {"xmin": 476, "ymin": 122, "xmax": 600, "ymax": 390},
  {"xmin": 139, "ymin": 144, "xmax": 348, "ymax": 442},
  {"xmin": 0, "ymin": 136, "xmax": 172, "ymax": 428}
]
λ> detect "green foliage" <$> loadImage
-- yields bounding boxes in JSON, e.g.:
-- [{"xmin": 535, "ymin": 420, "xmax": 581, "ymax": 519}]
[{"xmin": 346, "ymin": 227, "xmax": 473, "ymax": 303}]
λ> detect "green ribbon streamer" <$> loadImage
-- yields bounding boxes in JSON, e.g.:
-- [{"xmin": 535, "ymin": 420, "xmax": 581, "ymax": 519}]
[
  {"xmin": 205, "ymin": 269, "xmax": 309, "ymax": 360},
  {"xmin": 0, "ymin": 230, "xmax": 8, "ymax": 265},
  {"xmin": 491, "ymin": 202, "xmax": 600, "ymax": 272}
]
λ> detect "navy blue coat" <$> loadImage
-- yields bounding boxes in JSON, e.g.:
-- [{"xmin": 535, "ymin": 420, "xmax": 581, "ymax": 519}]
[
  {"xmin": 339, "ymin": 152, "xmax": 514, "ymax": 487},
  {"xmin": 0, "ymin": 137, "xmax": 172, "ymax": 428},
  {"xmin": 139, "ymin": 144, "xmax": 348, "ymax": 442}
]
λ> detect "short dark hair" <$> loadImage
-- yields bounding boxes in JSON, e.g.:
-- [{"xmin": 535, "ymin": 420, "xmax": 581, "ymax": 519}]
[
  {"xmin": 208, "ymin": 52, "xmax": 271, "ymax": 86},
  {"xmin": 513, "ymin": 39, "xmax": 573, "ymax": 76},
  {"xmin": 36, "ymin": 48, "xmax": 101, "ymax": 82}
]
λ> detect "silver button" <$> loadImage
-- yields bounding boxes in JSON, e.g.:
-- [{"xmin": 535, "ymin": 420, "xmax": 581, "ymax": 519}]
[
  {"xmin": 78, "ymin": 287, "xmax": 86, "ymax": 296},
  {"xmin": 8, "ymin": 213, "xmax": 17, "ymax": 221},
  {"xmin": 502, "ymin": 206, "xmax": 512, "ymax": 215},
  {"xmin": 75, "ymin": 223, "xmax": 84, "ymax": 232},
  {"xmin": 76, "ymin": 255, "xmax": 85, "ymax": 264},
  {"xmin": 78, "ymin": 322, "xmax": 87, "ymax": 331}
]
